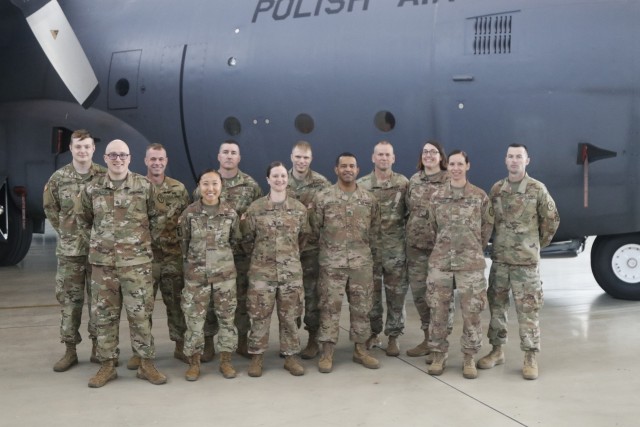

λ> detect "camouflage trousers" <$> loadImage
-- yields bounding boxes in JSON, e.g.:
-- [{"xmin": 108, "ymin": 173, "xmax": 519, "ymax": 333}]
[
  {"xmin": 426, "ymin": 268, "xmax": 487, "ymax": 355},
  {"xmin": 318, "ymin": 265, "xmax": 373, "ymax": 344},
  {"xmin": 487, "ymin": 262, "xmax": 544, "ymax": 352},
  {"xmin": 301, "ymin": 249, "xmax": 321, "ymax": 332},
  {"xmin": 204, "ymin": 254, "xmax": 250, "ymax": 337},
  {"xmin": 406, "ymin": 246, "xmax": 454, "ymax": 333},
  {"xmin": 182, "ymin": 276, "xmax": 237, "ymax": 356},
  {"xmin": 90, "ymin": 263, "xmax": 155, "ymax": 361},
  {"xmin": 151, "ymin": 251, "xmax": 187, "ymax": 342},
  {"xmin": 247, "ymin": 278, "xmax": 303, "ymax": 355},
  {"xmin": 371, "ymin": 248, "xmax": 409, "ymax": 337},
  {"xmin": 55, "ymin": 255, "xmax": 95, "ymax": 344}
]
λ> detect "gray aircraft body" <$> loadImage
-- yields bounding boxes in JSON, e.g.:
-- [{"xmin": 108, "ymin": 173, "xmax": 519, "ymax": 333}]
[{"xmin": 1, "ymin": 0, "xmax": 639, "ymax": 299}]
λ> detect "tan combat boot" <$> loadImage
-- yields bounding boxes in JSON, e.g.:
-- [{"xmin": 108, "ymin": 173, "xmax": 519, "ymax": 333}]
[
  {"xmin": 463, "ymin": 354, "xmax": 478, "ymax": 379},
  {"xmin": 428, "ymin": 352, "xmax": 448, "ymax": 376},
  {"xmin": 300, "ymin": 331, "xmax": 320, "ymax": 360},
  {"xmin": 174, "ymin": 340, "xmax": 189, "ymax": 364},
  {"xmin": 284, "ymin": 355, "xmax": 305, "ymax": 376},
  {"xmin": 185, "ymin": 354, "xmax": 201, "ymax": 381},
  {"xmin": 136, "ymin": 358, "xmax": 167, "ymax": 385},
  {"xmin": 126, "ymin": 355, "xmax": 141, "ymax": 370},
  {"xmin": 248, "ymin": 354, "xmax": 264, "ymax": 377},
  {"xmin": 318, "ymin": 342, "xmax": 335, "ymax": 373},
  {"xmin": 88, "ymin": 359, "xmax": 117, "ymax": 388},
  {"xmin": 477, "ymin": 345, "xmax": 505, "ymax": 369},
  {"xmin": 386, "ymin": 336, "xmax": 400, "ymax": 357},
  {"xmin": 201, "ymin": 336, "xmax": 215, "ymax": 363},
  {"xmin": 236, "ymin": 333, "xmax": 250, "ymax": 359},
  {"xmin": 53, "ymin": 342, "xmax": 78, "ymax": 372},
  {"xmin": 406, "ymin": 330, "xmax": 429, "ymax": 357},
  {"xmin": 219, "ymin": 352, "xmax": 237, "ymax": 379},
  {"xmin": 365, "ymin": 333, "xmax": 382, "ymax": 350},
  {"xmin": 90, "ymin": 339, "xmax": 99, "ymax": 364},
  {"xmin": 425, "ymin": 352, "xmax": 434, "ymax": 365},
  {"xmin": 522, "ymin": 351, "xmax": 538, "ymax": 380},
  {"xmin": 353, "ymin": 343, "xmax": 380, "ymax": 369}
]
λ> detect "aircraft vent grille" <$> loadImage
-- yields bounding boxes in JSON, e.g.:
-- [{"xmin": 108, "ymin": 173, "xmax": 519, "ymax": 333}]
[{"xmin": 468, "ymin": 13, "xmax": 515, "ymax": 55}]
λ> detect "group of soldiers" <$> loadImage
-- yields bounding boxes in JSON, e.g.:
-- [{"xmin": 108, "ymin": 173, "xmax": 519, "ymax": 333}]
[{"xmin": 44, "ymin": 130, "xmax": 559, "ymax": 388}]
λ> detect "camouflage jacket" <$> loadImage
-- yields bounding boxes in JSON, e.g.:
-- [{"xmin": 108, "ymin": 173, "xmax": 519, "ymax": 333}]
[
  {"xmin": 150, "ymin": 176, "xmax": 190, "ymax": 257},
  {"xmin": 405, "ymin": 170, "xmax": 448, "ymax": 251},
  {"xmin": 357, "ymin": 170, "xmax": 408, "ymax": 254},
  {"xmin": 313, "ymin": 184, "xmax": 381, "ymax": 269},
  {"xmin": 490, "ymin": 173, "xmax": 560, "ymax": 265},
  {"xmin": 43, "ymin": 162, "xmax": 107, "ymax": 256},
  {"xmin": 427, "ymin": 181, "xmax": 494, "ymax": 271},
  {"xmin": 79, "ymin": 172, "xmax": 158, "ymax": 267},
  {"xmin": 287, "ymin": 168, "xmax": 330, "ymax": 253},
  {"xmin": 177, "ymin": 200, "xmax": 241, "ymax": 281},
  {"xmin": 220, "ymin": 169, "xmax": 262, "ymax": 256},
  {"xmin": 244, "ymin": 195, "xmax": 309, "ymax": 282},
  {"xmin": 220, "ymin": 169, "xmax": 263, "ymax": 216}
]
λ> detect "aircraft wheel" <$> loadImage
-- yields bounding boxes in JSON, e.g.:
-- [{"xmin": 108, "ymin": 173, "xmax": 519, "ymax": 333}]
[
  {"xmin": 0, "ymin": 197, "xmax": 33, "ymax": 267},
  {"xmin": 591, "ymin": 234, "xmax": 640, "ymax": 301}
]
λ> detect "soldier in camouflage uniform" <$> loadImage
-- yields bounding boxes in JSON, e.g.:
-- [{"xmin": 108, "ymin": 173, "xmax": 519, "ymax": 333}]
[
  {"xmin": 357, "ymin": 141, "xmax": 409, "ymax": 357},
  {"xmin": 477, "ymin": 144, "xmax": 559, "ymax": 380},
  {"xmin": 43, "ymin": 129, "xmax": 106, "ymax": 372},
  {"xmin": 79, "ymin": 139, "xmax": 167, "ymax": 388},
  {"xmin": 126, "ymin": 143, "xmax": 190, "ymax": 370},
  {"xmin": 178, "ymin": 169, "xmax": 241, "ymax": 381},
  {"xmin": 202, "ymin": 140, "xmax": 263, "ymax": 362},
  {"xmin": 313, "ymin": 153, "xmax": 381, "ymax": 373},
  {"xmin": 405, "ymin": 140, "xmax": 455, "ymax": 361},
  {"xmin": 287, "ymin": 141, "xmax": 330, "ymax": 359},
  {"xmin": 244, "ymin": 162, "xmax": 309, "ymax": 377},
  {"xmin": 425, "ymin": 150, "xmax": 494, "ymax": 379}
]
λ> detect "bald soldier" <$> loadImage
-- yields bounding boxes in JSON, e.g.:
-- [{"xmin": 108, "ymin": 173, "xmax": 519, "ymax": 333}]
[
  {"xmin": 126, "ymin": 144, "xmax": 190, "ymax": 370},
  {"xmin": 44, "ymin": 129, "xmax": 106, "ymax": 372},
  {"xmin": 287, "ymin": 141, "xmax": 330, "ymax": 359},
  {"xmin": 357, "ymin": 141, "xmax": 409, "ymax": 356},
  {"xmin": 79, "ymin": 139, "xmax": 166, "ymax": 388},
  {"xmin": 313, "ymin": 152, "xmax": 381, "ymax": 373},
  {"xmin": 477, "ymin": 144, "xmax": 559, "ymax": 380}
]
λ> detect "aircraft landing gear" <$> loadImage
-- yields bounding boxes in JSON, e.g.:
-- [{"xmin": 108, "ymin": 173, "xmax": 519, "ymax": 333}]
[
  {"xmin": 591, "ymin": 233, "xmax": 640, "ymax": 301},
  {"xmin": 0, "ymin": 184, "xmax": 33, "ymax": 267}
]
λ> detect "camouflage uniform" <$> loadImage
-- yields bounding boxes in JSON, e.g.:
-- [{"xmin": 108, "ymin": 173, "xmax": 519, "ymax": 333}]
[
  {"xmin": 487, "ymin": 174, "xmax": 559, "ymax": 352},
  {"xmin": 287, "ymin": 168, "xmax": 330, "ymax": 333},
  {"xmin": 79, "ymin": 172, "xmax": 158, "ymax": 362},
  {"xmin": 426, "ymin": 181, "xmax": 494, "ymax": 355},
  {"xmin": 178, "ymin": 200, "xmax": 241, "ymax": 356},
  {"xmin": 205, "ymin": 170, "xmax": 262, "ymax": 337},
  {"xmin": 244, "ymin": 196, "xmax": 309, "ymax": 355},
  {"xmin": 405, "ymin": 170, "xmax": 454, "ymax": 333},
  {"xmin": 43, "ymin": 162, "xmax": 106, "ymax": 345},
  {"xmin": 313, "ymin": 184, "xmax": 381, "ymax": 344},
  {"xmin": 357, "ymin": 171, "xmax": 409, "ymax": 337},
  {"xmin": 149, "ymin": 176, "xmax": 189, "ymax": 343}
]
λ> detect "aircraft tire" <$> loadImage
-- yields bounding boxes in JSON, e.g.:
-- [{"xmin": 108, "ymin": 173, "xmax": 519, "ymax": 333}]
[
  {"xmin": 0, "ymin": 197, "xmax": 33, "ymax": 267},
  {"xmin": 591, "ymin": 234, "xmax": 640, "ymax": 301}
]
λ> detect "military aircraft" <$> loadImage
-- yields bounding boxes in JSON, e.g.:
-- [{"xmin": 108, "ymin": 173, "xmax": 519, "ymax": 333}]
[{"xmin": 1, "ymin": 0, "xmax": 639, "ymax": 300}]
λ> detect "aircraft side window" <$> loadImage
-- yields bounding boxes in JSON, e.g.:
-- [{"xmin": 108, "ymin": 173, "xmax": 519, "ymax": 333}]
[
  {"xmin": 374, "ymin": 111, "xmax": 396, "ymax": 132},
  {"xmin": 294, "ymin": 114, "xmax": 314, "ymax": 134},
  {"xmin": 224, "ymin": 117, "xmax": 242, "ymax": 136}
]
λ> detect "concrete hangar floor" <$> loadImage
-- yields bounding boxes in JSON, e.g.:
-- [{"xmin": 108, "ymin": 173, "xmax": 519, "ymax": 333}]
[{"xmin": 0, "ymin": 228, "xmax": 637, "ymax": 427}]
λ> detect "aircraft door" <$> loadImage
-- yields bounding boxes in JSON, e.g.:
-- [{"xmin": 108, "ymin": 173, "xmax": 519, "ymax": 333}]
[{"xmin": 108, "ymin": 50, "xmax": 142, "ymax": 110}]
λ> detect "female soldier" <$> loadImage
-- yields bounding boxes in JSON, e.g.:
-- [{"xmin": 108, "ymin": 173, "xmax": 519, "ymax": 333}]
[
  {"xmin": 405, "ymin": 140, "xmax": 452, "ymax": 360},
  {"xmin": 244, "ymin": 161, "xmax": 309, "ymax": 377},
  {"xmin": 425, "ymin": 150, "xmax": 493, "ymax": 379},
  {"xmin": 178, "ymin": 169, "xmax": 241, "ymax": 381}
]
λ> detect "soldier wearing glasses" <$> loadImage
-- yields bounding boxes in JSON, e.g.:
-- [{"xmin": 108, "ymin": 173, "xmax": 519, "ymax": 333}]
[{"xmin": 79, "ymin": 140, "xmax": 166, "ymax": 388}]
